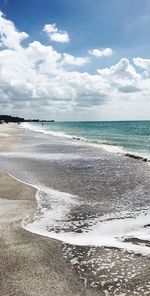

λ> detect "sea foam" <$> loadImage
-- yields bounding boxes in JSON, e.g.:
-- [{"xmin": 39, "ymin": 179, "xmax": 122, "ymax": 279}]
[{"xmin": 22, "ymin": 182, "xmax": 150, "ymax": 257}]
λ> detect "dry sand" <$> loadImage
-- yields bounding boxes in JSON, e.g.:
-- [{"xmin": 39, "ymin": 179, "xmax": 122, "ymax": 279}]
[
  {"xmin": 0, "ymin": 124, "xmax": 100, "ymax": 296},
  {"xmin": 0, "ymin": 123, "xmax": 23, "ymax": 152}
]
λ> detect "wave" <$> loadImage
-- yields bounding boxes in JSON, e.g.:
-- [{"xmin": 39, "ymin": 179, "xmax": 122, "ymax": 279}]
[
  {"xmin": 21, "ymin": 122, "xmax": 74, "ymax": 139},
  {"xmin": 22, "ymin": 182, "xmax": 150, "ymax": 256},
  {"xmin": 21, "ymin": 122, "xmax": 150, "ymax": 162},
  {"xmin": 4, "ymin": 168, "xmax": 150, "ymax": 257}
]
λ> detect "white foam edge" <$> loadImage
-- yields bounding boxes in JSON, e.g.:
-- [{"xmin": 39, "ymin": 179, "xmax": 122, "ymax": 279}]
[
  {"xmin": 0, "ymin": 151, "xmax": 82, "ymax": 161},
  {"xmin": 24, "ymin": 205, "xmax": 150, "ymax": 257},
  {"xmin": 2, "ymin": 171, "xmax": 150, "ymax": 257},
  {"xmin": 21, "ymin": 122, "xmax": 74, "ymax": 139},
  {"xmin": 2, "ymin": 169, "xmax": 78, "ymax": 235},
  {"xmin": 20, "ymin": 122, "xmax": 150, "ymax": 161}
]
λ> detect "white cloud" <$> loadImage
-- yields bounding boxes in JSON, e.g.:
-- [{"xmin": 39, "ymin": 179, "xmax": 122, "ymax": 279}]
[
  {"xmin": 60, "ymin": 53, "xmax": 90, "ymax": 66},
  {"xmin": 133, "ymin": 57, "xmax": 150, "ymax": 78},
  {"xmin": 43, "ymin": 24, "xmax": 57, "ymax": 34},
  {"xmin": 0, "ymin": 12, "xmax": 150, "ymax": 120},
  {"xmin": 133, "ymin": 57, "xmax": 150, "ymax": 70},
  {"xmin": 97, "ymin": 58, "xmax": 141, "ymax": 93},
  {"xmin": 43, "ymin": 23, "xmax": 70, "ymax": 43},
  {"xmin": 0, "ymin": 11, "xmax": 28, "ymax": 50},
  {"xmin": 88, "ymin": 48, "xmax": 113, "ymax": 57},
  {"xmin": 97, "ymin": 58, "xmax": 139, "ymax": 80}
]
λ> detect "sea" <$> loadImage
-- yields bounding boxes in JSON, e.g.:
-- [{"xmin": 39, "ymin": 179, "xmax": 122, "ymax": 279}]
[
  {"xmin": 25, "ymin": 120, "xmax": 150, "ymax": 160},
  {"xmin": 0, "ymin": 120, "xmax": 150, "ymax": 295}
]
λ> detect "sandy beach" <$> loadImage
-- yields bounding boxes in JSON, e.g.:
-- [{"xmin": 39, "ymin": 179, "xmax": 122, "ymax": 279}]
[
  {"xmin": 0, "ymin": 124, "xmax": 100, "ymax": 296},
  {"xmin": 0, "ymin": 123, "xmax": 150, "ymax": 296}
]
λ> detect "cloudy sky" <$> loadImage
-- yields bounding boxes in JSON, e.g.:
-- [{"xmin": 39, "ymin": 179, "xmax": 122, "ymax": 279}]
[{"xmin": 0, "ymin": 0, "xmax": 150, "ymax": 121}]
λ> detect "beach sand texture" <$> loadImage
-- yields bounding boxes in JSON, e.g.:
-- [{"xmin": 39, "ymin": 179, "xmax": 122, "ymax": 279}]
[{"xmin": 0, "ymin": 124, "xmax": 100, "ymax": 296}]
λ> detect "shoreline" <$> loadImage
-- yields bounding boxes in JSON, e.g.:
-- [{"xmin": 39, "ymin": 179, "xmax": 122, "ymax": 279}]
[
  {"xmin": 0, "ymin": 124, "xmax": 100, "ymax": 296},
  {"xmin": 22, "ymin": 122, "xmax": 150, "ymax": 163}
]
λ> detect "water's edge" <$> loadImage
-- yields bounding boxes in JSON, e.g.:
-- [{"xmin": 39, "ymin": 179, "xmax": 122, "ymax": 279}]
[{"xmin": 21, "ymin": 122, "xmax": 150, "ymax": 163}]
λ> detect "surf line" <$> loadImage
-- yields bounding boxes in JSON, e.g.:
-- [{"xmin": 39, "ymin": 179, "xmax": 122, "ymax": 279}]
[{"xmin": 2, "ymin": 169, "xmax": 150, "ymax": 257}]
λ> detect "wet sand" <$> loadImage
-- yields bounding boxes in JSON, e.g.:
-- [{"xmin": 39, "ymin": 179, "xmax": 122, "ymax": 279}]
[{"xmin": 0, "ymin": 124, "xmax": 100, "ymax": 296}]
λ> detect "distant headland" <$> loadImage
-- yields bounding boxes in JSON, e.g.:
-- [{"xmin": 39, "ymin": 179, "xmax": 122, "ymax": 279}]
[{"xmin": 0, "ymin": 115, "xmax": 55, "ymax": 124}]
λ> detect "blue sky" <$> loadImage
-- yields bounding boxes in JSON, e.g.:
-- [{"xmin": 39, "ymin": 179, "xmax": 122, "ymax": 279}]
[
  {"xmin": 2, "ymin": 0, "xmax": 150, "ymax": 60},
  {"xmin": 0, "ymin": 0, "xmax": 150, "ymax": 120}
]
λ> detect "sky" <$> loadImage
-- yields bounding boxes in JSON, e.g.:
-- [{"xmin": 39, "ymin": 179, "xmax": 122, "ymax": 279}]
[{"xmin": 0, "ymin": 0, "xmax": 150, "ymax": 120}]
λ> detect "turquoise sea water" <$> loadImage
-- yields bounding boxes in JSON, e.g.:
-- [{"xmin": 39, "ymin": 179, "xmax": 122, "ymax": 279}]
[{"xmin": 26, "ymin": 121, "xmax": 150, "ymax": 158}]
